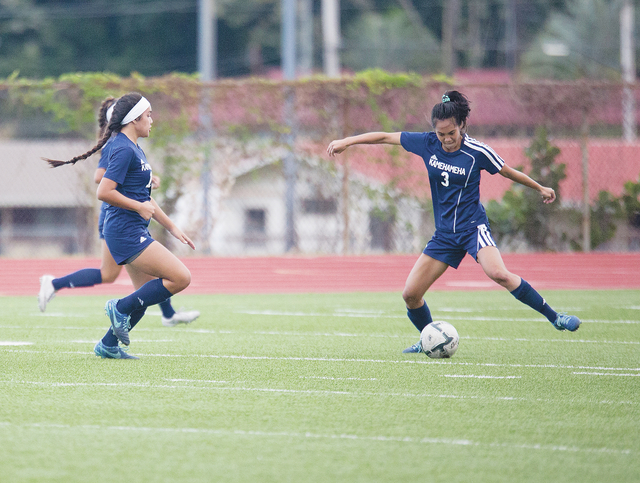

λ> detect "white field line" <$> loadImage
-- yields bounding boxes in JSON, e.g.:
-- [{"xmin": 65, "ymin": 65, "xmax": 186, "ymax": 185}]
[
  {"xmin": 3, "ymin": 349, "xmax": 640, "ymax": 375},
  {"xmin": 0, "ymin": 421, "xmax": 632, "ymax": 455},
  {"xmin": 34, "ymin": 313, "xmax": 89, "ymax": 318},
  {"xmin": 4, "ymin": 326, "xmax": 640, "ymax": 347},
  {"xmin": 0, "ymin": 341, "xmax": 32, "ymax": 346},
  {"xmin": 442, "ymin": 375, "xmax": 522, "ymax": 379},
  {"xmin": 573, "ymin": 372, "xmax": 640, "ymax": 377},
  {"xmin": 0, "ymin": 379, "xmax": 521, "ymax": 400},
  {"xmin": 69, "ymin": 340, "xmax": 176, "ymax": 344},
  {"xmin": 0, "ymin": 378, "xmax": 636, "ymax": 407},
  {"xmin": 299, "ymin": 376, "xmax": 378, "ymax": 381},
  {"xmin": 11, "ymin": 312, "xmax": 640, "ymax": 325},
  {"xmin": 234, "ymin": 309, "xmax": 639, "ymax": 325}
]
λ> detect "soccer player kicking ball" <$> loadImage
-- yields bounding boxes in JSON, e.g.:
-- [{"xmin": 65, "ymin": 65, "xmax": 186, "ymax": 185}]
[{"xmin": 327, "ymin": 91, "xmax": 581, "ymax": 353}]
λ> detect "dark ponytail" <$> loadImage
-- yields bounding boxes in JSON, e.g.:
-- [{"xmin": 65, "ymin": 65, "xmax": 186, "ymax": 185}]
[
  {"xmin": 431, "ymin": 90, "xmax": 471, "ymax": 130},
  {"xmin": 97, "ymin": 97, "xmax": 116, "ymax": 139},
  {"xmin": 43, "ymin": 92, "xmax": 144, "ymax": 168}
]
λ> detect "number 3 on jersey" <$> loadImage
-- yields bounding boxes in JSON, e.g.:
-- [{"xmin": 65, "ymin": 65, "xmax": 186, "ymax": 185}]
[{"xmin": 441, "ymin": 171, "xmax": 449, "ymax": 187}]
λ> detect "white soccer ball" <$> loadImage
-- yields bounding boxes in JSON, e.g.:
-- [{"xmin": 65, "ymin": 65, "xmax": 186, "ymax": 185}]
[{"xmin": 420, "ymin": 321, "xmax": 459, "ymax": 359}]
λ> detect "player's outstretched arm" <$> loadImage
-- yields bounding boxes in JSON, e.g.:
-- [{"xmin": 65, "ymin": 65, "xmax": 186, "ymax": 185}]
[
  {"xmin": 327, "ymin": 132, "xmax": 402, "ymax": 157},
  {"xmin": 499, "ymin": 164, "xmax": 556, "ymax": 204}
]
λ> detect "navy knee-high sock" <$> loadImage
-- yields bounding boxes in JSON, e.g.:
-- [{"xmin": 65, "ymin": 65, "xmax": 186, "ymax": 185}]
[
  {"xmin": 53, "ymin": 268, "xmax": 102, "ymax": 291},
  {"xmin": 510, "ymin": 279, "xmax": 557, "ymax": 322},
  {"xmin": 101, "ymin": 307, "xmax": 147, "ymax": 347},
  {"xmin": 158, "ymin": 299, "xmax": 175, "ymax": 318},
  {"xmin": 116, "ymin": 278, "xmax": 172, "ymax": 315},
  {"xmin": 101, "ymin": 327, "xmax": 119, "ymax": 347},
  {"xmin": 407, "ymin": 300, "xmax": 433, "ymax": 332},
  {"xmin": 128, "ymin": 307, "xmax": 147, "ymax": 330}
]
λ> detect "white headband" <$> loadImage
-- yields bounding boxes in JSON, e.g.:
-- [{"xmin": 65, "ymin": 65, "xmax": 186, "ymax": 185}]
[
  {"xmin": 106, "ymin": 105, "xmax": 114, "ymax": 123},
  {"xmin": 121, "ymin": 97, "xmax": 151, "ymax": 125}
]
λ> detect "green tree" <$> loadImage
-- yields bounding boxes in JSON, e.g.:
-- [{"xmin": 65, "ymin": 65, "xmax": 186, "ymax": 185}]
[
  {"xmin": 342, "ymin": 8, "xmax": 440, "ymax": 73},
  {"xmin": 520, "ymin": 0, "xmax": 628, "ymax": 80},
  {"xmin": 0, "ymin": 0, "xmax": 197, "ymax": 78},
  {"xmin": 621, "ymin": 177, "xmax": 640, "ymax": 227},
  {"xmin": 486, "ymin": 127, "xmax": 566, "ymax": 249}
]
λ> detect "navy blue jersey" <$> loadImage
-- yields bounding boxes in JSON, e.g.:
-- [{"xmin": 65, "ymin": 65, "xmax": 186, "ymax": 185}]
[
  {"xmin": 401, "ymin": 131, "xmax": 504, "ymax": 233},
  {"xmin": 97, "ymin": 137, "xmax": 115, "ymax": 239},
  {"xmin": 97, "ymin": 136, "xmax": 114, "ymax": 170},
  {"xmin": 102, "ymin": 133, "xmax": 153, "ymax": 236}
]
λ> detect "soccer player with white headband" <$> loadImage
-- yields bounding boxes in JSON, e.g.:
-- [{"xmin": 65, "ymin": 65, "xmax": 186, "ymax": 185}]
[
  {"xmin": 38, "ymin": 97, "xmax": 200, "ymax": 331},
  {"xmin": 44, "ymin": 92, "xmax": 196, "ymax": 359}
]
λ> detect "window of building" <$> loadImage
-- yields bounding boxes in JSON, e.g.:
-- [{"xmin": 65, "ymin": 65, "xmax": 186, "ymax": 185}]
[
  {"xmin": 302, "ymin": 197, "xmax": 337, "ymax": 214},
  {"xmin": 244, "ymin": 208, "xmax": 267, "ymax": 246},
  {"xmin": 369, "ymin": 209, "xmax": 395, "ymax": 251}
]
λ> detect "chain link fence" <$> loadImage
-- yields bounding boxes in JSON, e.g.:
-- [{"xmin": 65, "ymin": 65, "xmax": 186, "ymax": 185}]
[{"xmin": 1, "ymin": 75, "xmax": 639, "ymax": 257}]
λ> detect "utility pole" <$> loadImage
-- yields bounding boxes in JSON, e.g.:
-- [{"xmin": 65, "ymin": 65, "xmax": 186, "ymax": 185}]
[
  {"xmin": 282, "ymin": 0, "xmax": 298, "ymax": 251},
  {"xmin": 298, "ymin": 0, "xmax": 313, "ymax": 76},
  {"xmin": 621, "ymin": 0, "xmax": 636, "ymax": 142},
  {"xmin": 441, "ymin": 0, "xmax": 460, "ymax": 76},
  {"xmin": 505, "ymin": 0, "xmax": 517, "ymax": 73},
  {"xmin": 198, "ymin": 0, "xmax": 217, "ymax": 254},
  {"xmin": 322, "ymin": 0, "xmax": 340, "ymax": 77},
  {"xmin": 198, "ymin": 0, "xmax": 216, "ymax": 81}
]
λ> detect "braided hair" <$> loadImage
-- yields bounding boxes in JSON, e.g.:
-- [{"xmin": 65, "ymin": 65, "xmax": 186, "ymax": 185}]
[
  {"xmin": 431, "ymin": 90, "xmax": 471, "ymax": 132},
  {"xmin": 43, "ymin": 92, "xmax": 144, "ymax": 168}
]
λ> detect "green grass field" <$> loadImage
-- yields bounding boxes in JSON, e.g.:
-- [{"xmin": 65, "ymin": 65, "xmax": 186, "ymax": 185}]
[{"xmin": 1, "ymin": 289, "xmax": 639, "ymax": 482}]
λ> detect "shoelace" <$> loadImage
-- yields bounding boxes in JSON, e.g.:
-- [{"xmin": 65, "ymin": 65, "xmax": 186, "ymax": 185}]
[{"xmin": 556, "ymin": 312, "xmax": 568, "ymax": 326}]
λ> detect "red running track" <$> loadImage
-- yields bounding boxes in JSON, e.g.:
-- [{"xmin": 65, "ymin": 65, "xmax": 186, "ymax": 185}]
[{"xmin": 0, "ymin": 253, "xmax": 639, "ymax": 297}]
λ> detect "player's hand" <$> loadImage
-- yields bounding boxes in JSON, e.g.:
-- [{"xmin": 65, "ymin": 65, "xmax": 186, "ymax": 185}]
[
  {"xmin": 151, "ymin": 175, "xmax": 161, "ymax": 189},
  {"xmin": 327, "ymin": 139, "xmax": 349, "ymax": 157},
  {"xmin": 170, "ymin": 227, "xmax": 196, "ymax": 250},
  {"xmin": 137, "ymin": 200, "xmax": 155, "ymax": 220},
  {"xmin": 540, "ymin": 186, "xmax": 556, "ymax": 204}
]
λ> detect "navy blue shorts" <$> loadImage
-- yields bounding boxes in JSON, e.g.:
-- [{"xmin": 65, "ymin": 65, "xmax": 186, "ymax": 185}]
[
  {"xmin": 104, "ymin": 225, "xmax": 155, "ymax": 265},
  {"xmin": 423, "ymin": 223, "xmax": 497, "ymax": 269}
]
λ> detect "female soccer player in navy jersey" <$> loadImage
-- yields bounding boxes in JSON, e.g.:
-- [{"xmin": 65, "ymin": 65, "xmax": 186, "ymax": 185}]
[
  {"xmin": 44, "ymin": 92, "xmax": 195, "ymax": 359},
  {"xmin": 38, "ymin": 97, "xmax": 200, "ymax": 328},
  {"xmin": 327, "ymin": 90, "xmax": 581, "ymax": 353}
]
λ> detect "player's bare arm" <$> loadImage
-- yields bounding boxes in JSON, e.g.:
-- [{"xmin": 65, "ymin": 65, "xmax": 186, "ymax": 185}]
[
  {"xmin": 150, "ymin": 198, "xmax": 195, "ymax": 250},
  {"xmin": 499, "ymin": 164, "xmax": 556, "ymax": 204},
  {"xmin": 97, "ymin": 177, "xmax": 156, "ymax": 219},
  {"xmin": 327, "ymin": 132, "xmax": 402, "ymax": 156},
  {"xmin": 94, "ymin": 168, "xmax": 106, "ymax": 184}
]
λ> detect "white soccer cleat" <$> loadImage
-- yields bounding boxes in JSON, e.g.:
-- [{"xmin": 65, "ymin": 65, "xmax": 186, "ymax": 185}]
[
  {"xmin": 162, "ymin": 310, "xmax": 201, "ymax": 327},
  {"xmin": 38, "ymin": 275, "xmax": 56, "ymax": 312}
]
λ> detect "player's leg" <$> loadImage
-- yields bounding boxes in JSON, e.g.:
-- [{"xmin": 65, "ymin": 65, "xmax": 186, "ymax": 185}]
[
  {"xmin": 477, "ymin": 246, "xmax": 580, "ymax": 331},
  {"xmin": 99, "ymin": 240, "xmax": 123, "ymax": 284},
  {"xmin": 160, "ymin": 300, "xmax": 200, "ymax": 327},
  {"xmin": 38, "ymin": 269, "xmax": 102, "ymax": 312},
  {"xmin": 153, "ymin": 257, "xmax": 200, "ymax": 326},
  {"xmin": 39, "ymin": 242, "xmax": 121, "ymax": 312},
  {"xmin": 401, "ymin": 254, "xmax": 449, "ymax": 353},
  {"xmin": 96, "ymin": 262, "xmax": 153, "ymax": 358},
  {"xmin": 100, "ymin": 239, "xmax": 197, "ymax": 326},
  {"xmin": 476, "ymin": 246, "xmax": 520, "ymax": 291},
  {"xmin": 105, "ymin": 242, "xmax": 190, "ymax": 345},
  {"xmin": 403, "ymin": 253, "xmax": 448, "ymax": 322}
]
